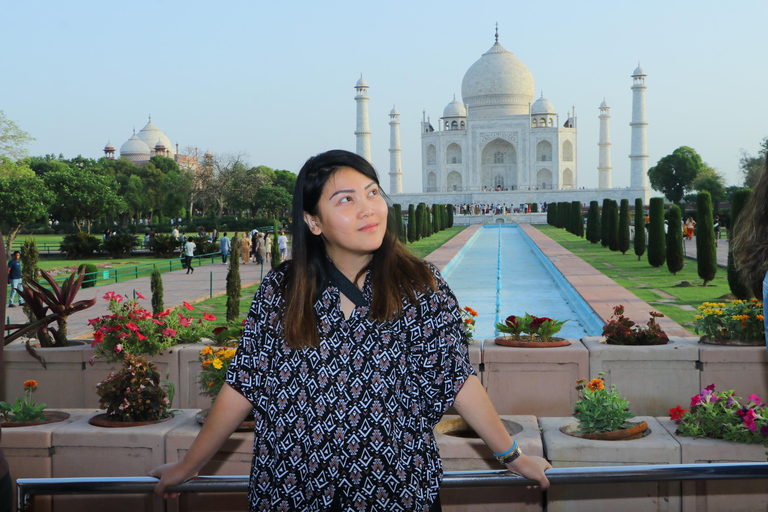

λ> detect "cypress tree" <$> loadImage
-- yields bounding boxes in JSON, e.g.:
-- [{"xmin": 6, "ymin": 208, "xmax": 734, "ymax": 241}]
[
  {"xmin": 559, "ymin": 202, "xmax": 568, "ymax": 230},
  {"xmin": 408, "ymin": 204, "xmax": 416, "ymax": 243},
  {"xmin": 447, "ymin": 204, "xmax": 454, "ymax": 228},
  {"xmin": 586, "ymin": 201, "xmax": 600, "ymax": 244},
  {"xmin": 570, "ymin": 201, "xmax": 581, "ymax": 236},
  {"xmin": 530, "ymin": 203, "xmax": 538, "ymax": 213},
  {"xmin": 226, "ymin": 240, "xmax": 241, "ymax": 323},
  {"xmin": 647, "ymin": 197, "xmax": 666, "ymax": 267},
  {"xmin": 666, "ymin": 205, "xmax": 684, "ymax": 275},
  {"xmin": 20, "ymin": 238, "xmax": 40, "ymax": 323},
  {"xmin": 414, "ymin": 203, "xmax": 423, "ymax": 241},
  {"xmin": 607, "ymin": 200, "xmax": 620, "ymax": 251},
  {"xmin": 271, "ymin": 221, "xmax": 282, "ymax": 267},
  {"xmin": 634, "ymin": 198, "xmax": 646, "ymax": 261},
  {"xmin": 392, "ymin": 204, "xmax": 403, "ymax": 242},
  {"xmin": 600, "ymin": 199, "xmax": 611, "ymax": 247},
  {"xmin": 547, "ymin": 203, "xmax": 555, "ymax": 225},
  {"xmin": 618, "ymin": 199, "xmax": 631, "ymax": 254},
  {"xmin": 728, "ymin": 189, "xmax": 753, "ymax": 298},
  {"xmin": 696, "ymin": 191, "xmax": 718, "ymax": 286},
  {"xmin": 150, "ymin": 269, "xmax": 164, "ymax": 315}
]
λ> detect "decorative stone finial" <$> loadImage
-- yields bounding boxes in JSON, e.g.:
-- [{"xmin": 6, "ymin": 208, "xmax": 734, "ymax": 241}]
[{"xmin": 495, "ymin": 22, "xmax": 499, "ymax": 43}]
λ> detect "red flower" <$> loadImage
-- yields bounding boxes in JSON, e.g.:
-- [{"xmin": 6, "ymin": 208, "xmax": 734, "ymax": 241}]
[
  {"xmin": 136, "ymin": 332, "xmax": 148, "ymax": 341},
  {"xmin": 91, "ymin": 330, "xmax": 104, "ymax": 346},
  {"xmin": 117, "ymin": 331, "xmax": 129, "ymax": 339},
  {"xmin": 88, "ymin": 318, "xmax": 100, "ymax": 327},
  {"xmin": 178, "ymin": 314, "xmax": 192, "ymax": 327},
  {"xmin": 125, "ymin": 322, "xmax": 140, "ymax": 332},
  {"xmin": 242, "ymin": 318, "xmax": 247, "ymax": 326},
  {"xmin": 103, "ymin": 291, "xmax": 117, "ymax": 302},
  {"xmin": 203, "ymin": 312, "xmax": 217, "ymax": 321},
  {"xmin": 505, "ymin": 315, "xmax": 519, "ymax": 328},
  {"xmin": 135, "ymin": 292, "xmax": 147, "ymax": 300},
  {"xmin": 162, "ymin": 328, "xmax": 177, "ymax": 338},
  {"xmin": 157, "ymin": 310, "xmax": 171, "ymax": 319},
  {"xmin": 183, "ymin": 301, "xmax": 194, "ymax": 311},
  {"xmin": 669, "ymin": 405, "xmax": 688, "ymax": 422},
  {"xmin": 212, "ymin": 326, "xmax": 228, "ymax": 335},
  {"xmin": 529, "ymin": 317, "xmax": 552, "ymax": 331},
  {"xmin": 151, "ymin": 318, "xmax": 165, "ymax": 326},
  {"xmin": 690, "ymin": 394, "xmax": 702, "ymax": 407},
  {"xmin": 743, "ymin": 409, "xmax": 758, "ymax": 432}
]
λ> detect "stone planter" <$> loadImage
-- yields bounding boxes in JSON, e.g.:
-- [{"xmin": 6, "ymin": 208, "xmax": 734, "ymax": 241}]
[
  {"xmin": 658, "ymin": 417, "xmax": 768, "ymax": 512},
  {"xmin": 539, "ymin": 416, "xmax": 681, "ymax": 512},
  {"xmin": 165, "ymin": 413, "xmax": 253, "ymax": 512},
  {"xmin": 50, "ymin": 409, "xmax": 197, "ymax": 512},
  {"xmin": 436, "ymin": 414, "xmax": 543, "ymax": 512},
  {"xmin": 581, "ymin": 336, "xmax": 700, "ymax": 416},
  {"xmin": 483, "ymin": 338, "xmax": 588, "ymax": 416},
  {"xmin": 2, "ymin": 340, "xmax": 89, "ymax": 408},
  {"xmin": 3, "ymin": 409, "xmax": 96, "ymax": 512},
  {"xmin": 695, "ymin": 338, "xmax": 768, "ymax": 403},
  {"xmin": 177, "ymin": 341, "xmax": 214, "ymax": 410}
]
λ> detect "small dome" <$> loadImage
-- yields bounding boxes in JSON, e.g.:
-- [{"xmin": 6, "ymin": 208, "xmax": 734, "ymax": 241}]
[
  {"xmin": 531, "ymin": 94, "xmax": 555, "ymax": 115},
  {"xmin": 390, "ymin": 105, "xmax": 399, "ymax": 116},
  {"xmin": 104, "ymin": 142, "xmax": 115, "ymax": 150},
  {"xmin": 443, "ymin": 99, "xmax": 467, "ymax": 118},
  {"xmin": 204, "ymin": 150, "xmax": 213, "ymax": 157},
  {"xmin": 120, "ymin": 133, "xmax": 151, "ymax": 158},
  {"xmin": 355, "ymin": 75, "xmax": 368, "ymax": 87},
  {"xmin": 600, "ymin": 99, "xmax": 610, "ymax": 109},
  {"xmin": 138, "ymin": 118, "xmax": 175, "ymax": 156},
  {"xmin": 155, "ymin": 141, "xmax": 166, "ymax": 149},
  {"xmin": 632, "ymin": 64, "xmax": 646, "ymax": 77}
]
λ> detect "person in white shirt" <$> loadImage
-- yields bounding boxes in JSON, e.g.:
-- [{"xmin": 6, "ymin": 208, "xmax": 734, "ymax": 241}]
[
  {"xmin": 219, "ymin": 233, "xmax": 231, "ymax": 264},
  {"xmin": 184, "ymin": 239, "xmax": 196, "ymax": 274},
  {"xmin": 278, "ymin": 231, "xmax": 288, "ymax": 259}
]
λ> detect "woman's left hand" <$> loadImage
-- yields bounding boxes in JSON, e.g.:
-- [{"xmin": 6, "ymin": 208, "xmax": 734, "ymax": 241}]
[{"xmin": 505, "ymin": 454, "xmax": 552, "ymax": 489}]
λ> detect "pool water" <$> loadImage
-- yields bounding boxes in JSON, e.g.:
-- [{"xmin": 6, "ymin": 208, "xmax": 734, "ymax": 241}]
[{"xmin": 442, "ymin": 224, "xmax": 604, "ymax": 340}]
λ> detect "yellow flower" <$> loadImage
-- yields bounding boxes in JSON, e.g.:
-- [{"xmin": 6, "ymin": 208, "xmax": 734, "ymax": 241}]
[
  {"xmin": 715, "ymin": 310, "xmax": 722, "ymax": 315},
  {"xmin": 695, "ymin": 315, "xmax": 703, "ymax": 320},
  {"xmin": 212, "ymin": 358, "xmax": 223, "ymax": 370}
]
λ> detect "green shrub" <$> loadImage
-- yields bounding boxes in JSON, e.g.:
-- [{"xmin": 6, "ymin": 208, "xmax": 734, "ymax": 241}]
[
  {"xmin": 647, "ymin": 198, "xmax": 666, "ymax": 267},
  {"xmin": 607, "ymin": 200, "xmax": 619, "ymax": 252},
  {"xmin": 447, "ymin": 204, "xmax": 455, "ymax": 227},
  {"xmin": 696, "ymin": 191, "xmax": 718, "ymax": 286},
  {"xmin": 586, "ymin": 201, "xmax": 600, "ymax": 244},
  {"xmin": 102, "ymin": 233, "xmax": 138, "ymax": 258},
  {"xmin": 407, "ymin": 204, "xmax": 416, "ymax": 243},
  {"xmin": 600, "ymin": 199, "xmax": 611, "ymax": 247},
  {"xmin": 77, "ymin": 263, "xmax": 99, "ymax": 288},
  {"xmin": 150, "ymin": 234, "xmax": 180, "ymax": 258},
  {"xmin": 666, "ymin": 205, "xmax": 684, "ymax": 275},
  {"xmin": 60, "ymin": 233, "xmax": 101, "ymax": 259},
  {"xmin": 150, "ymin": 269, "xmax": 164, "ymax": 315},
  {"xmin": 634, "ymin": 198, "xmax": 646, "ymax": 261},
  {"xmin": 618, "ymin": 199, "xmax": 631, "ymax": 254},
  {"xmin": 728, "ymin": 189, "xmax": 753, "ymax": 298},
  {"xmin": 227, "ymin": 240, "xmax": 241, "ymax": 322}
]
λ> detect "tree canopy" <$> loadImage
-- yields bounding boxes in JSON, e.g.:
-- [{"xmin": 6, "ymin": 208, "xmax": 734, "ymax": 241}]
[
  {"xmin": 0, "ymin": 158, "xmax": 52, "ymax": 251},
  {"xmin": 739, "ymin": 137, "xmax": 768, "ymax": 188},
  {"xmin": 648, "ymin": 146, "xmax": 704, "ymax": 204},
  {"xmin": 0, "ymin": 111, "xmax": 35, "ymax": 160}
]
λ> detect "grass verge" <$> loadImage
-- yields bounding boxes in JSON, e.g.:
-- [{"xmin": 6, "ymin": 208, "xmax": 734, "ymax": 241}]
[
  {"xmin": 406, "ymin": 226, "xmax": 468, "ymax": 259},
  {"xmin": 536, "ymin": 225, "xmax": 732, "ymax": 331}
]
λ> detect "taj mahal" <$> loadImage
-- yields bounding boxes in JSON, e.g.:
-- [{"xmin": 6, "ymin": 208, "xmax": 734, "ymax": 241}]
[{"xmin": 356, "ymin": 28, "xmax": 652, "ymax": 208}]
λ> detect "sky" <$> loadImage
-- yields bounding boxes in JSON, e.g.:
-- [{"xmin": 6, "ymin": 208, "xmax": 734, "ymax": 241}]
[{"xmin": 3, "ymin": 1, "xmax": 767, "ymax": 194}]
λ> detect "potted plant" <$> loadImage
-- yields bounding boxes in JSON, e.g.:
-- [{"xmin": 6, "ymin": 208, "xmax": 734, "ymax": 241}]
[
  {"xmin": 196, "ymin": 343, "xmax": 253, "ymax": 430},
  {"xmin": 0, "ymin": 380, "xmax": 70, "ymax": 427},
  {"xmin": 602, "ymin": 305, "xmax": 669, "ymax": 345},
  {"xmin": 90, "ymin": 353, "xmax": 175, "ymax": 427},
  {"xmin": 460, "ymin": 306, "xmax": 478, "ymax": 344},
  {"xmin": 495, "ymin": 312, "xmax": 569, "ymax": 347},
  {"xmin": 566, "ymin": 374, "xmax": 647, "ymax": 440},
  {"xmin": 694, "ymin": 299, "xmax": 765, "ymax": 346}
]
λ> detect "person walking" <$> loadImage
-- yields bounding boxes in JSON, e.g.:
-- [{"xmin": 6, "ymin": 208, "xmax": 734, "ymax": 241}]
[
  {"xmin": 219, "ymin": 233, "xmax": 231, "ymax": 264},
  {"xmin": 278, "ymin": 231, "xmax": 288, "ymax": 260},
  {"xmin": 264, "ymin": 233, "xmax": 272, "ymax": 263},
  {"xmin": 150, "ymin": 149, "xmax": 550, "ymax": 511},
  {"xmin": 257, "ymin": 233, "xmax": 266, "ymax": 265},
  {"xmin": 184, "ymin": 238, "xmax": 196, "ymax": 274},
  {"xmin": 251, "ymin": 231, "xmax": 260, "ymax": 263},
  {"xmin": 239, "ymin": 233, "xmax": 251, "ymax": 265},
  {"xmin": 7, "ymin": 251, "xmax": 23, "ymax": 307}
]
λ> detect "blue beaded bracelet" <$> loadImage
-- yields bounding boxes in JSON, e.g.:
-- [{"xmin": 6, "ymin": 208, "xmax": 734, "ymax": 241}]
[{"xmin": 493, "ymin": 440, "xmax": 517, "ymax": 458}]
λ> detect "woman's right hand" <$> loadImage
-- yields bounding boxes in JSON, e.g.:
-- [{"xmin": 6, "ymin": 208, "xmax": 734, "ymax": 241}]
[
  {"xmin": 506, "ymin": 454, "xmax": 552, "ymax": 489},
  {"xmin": 149, "ymin": 462, "xmax": 197, "ymax": 498}
]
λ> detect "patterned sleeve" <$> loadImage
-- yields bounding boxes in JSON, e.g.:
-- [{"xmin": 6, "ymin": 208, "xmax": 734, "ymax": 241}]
[
  {"xmin": 411, "ymin": 264, "xmax": 475, "ymax": 426},
  {"xmin": 225, "ymin": 268, "xmax": 285, "ymax": 405}
]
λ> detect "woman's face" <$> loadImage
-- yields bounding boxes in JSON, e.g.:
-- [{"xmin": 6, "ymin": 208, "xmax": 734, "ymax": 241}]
[{"xmin": 304, "ymin": 166, "xmax": 388, "ymax": 261}]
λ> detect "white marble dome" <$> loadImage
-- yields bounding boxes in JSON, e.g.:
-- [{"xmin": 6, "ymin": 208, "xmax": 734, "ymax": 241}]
[
  {"xmin": 600, "ymin": 99, "xmax": 610, "ymax": 109},
  {"xmin": 531, "ymin": 94, "xmax": 554, "ymax": 115},
  {"xmin": 443, "ymin": 99, "xmax": 467, "ymax": 118},
  {"xmin": 356, "ymin": 76, "xmax": 368, "ymax": 88},
  {"xmin": 390, "ymin": 106, "xmax": 399, "ymax": 116},
  {"xmin": 632, "ymin": 65, "xmax": 646, "ymax": 77},
  {"xmin": 120, "ymin": 133, "xmax": 151, "ymax": 162},
  {"xmin": 138, "ymin": 118, "xmax": 175, "ymax": 156},
  {"xmin": 461, "ymin": 40, "xmax": 535, "ymax": 117}
]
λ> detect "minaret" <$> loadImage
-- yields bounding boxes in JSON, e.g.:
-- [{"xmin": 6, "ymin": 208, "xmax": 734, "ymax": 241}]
[
  {"xmin": 389, "ymin": 106, "xmax": 402, "ymax": 194},
  {"xmin": 598, "ymin": 99, "xmax": 612, "ymax": 189},
  {"xmin": 354, "ymin": 74, "xmax": 371, "ymax": 162},
  {"xmin": 629, "ymin": 64, "xmax": 649, "ymax": 188}
]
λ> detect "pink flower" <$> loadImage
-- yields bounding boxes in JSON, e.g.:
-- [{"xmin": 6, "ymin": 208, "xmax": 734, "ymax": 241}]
[
  {"xmin": 705, "ymin": 383, "xmax": 716, "ymax": 393},
  {"xmin": 117, "ymin": 332, "xmax": 129, "ymax": 340},
  {"xmin": 162, "ymin": 328, "xmax": 177, "ymax": 338},
  {"xmin": 743, "ymin": 409, "xmax": 757, "ymax": 432},
  {"xmin": 183, "ymin": 301, "xmax": 194, "ymax": 311},
  {"xmin": 178, "ymin": 314, "xmax": 192, "ymax": 327},
  {"xmin": 114, "ymin": 344, "xmax": 123, "ymax": 354},
  {"xmin": 135, "ymin": 292, "xmax": 147, "ymax": 300},
  {"xmin": 203, "ymin": 312, "xmax": 216, "ymax": 321},
  {"xmin": 103, "ymin": 291, "xmax": 117, "ymax": 302},
  {"xmin": 88, "ymin": 318, "xmax": 100, "ymax": 327},
  {"xmin": 88, "ymin": 356, "xmax": 95, "ymax": 366},
  {"xmin": 749, "ymin": 394, "xmax": 763, "ymax": 406},
  {"xmin": 125, "ymin": 322, "xmax": 139, "ymax": 332},
  {"xmin": 690, "ymin": 394, "xmax": 702, "ymax": 407}
]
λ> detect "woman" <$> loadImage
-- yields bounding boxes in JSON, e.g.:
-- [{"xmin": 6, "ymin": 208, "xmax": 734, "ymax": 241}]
[
  {"xmin": 239, "ymin": 233, "xmax": 251, "ymax": 265},
  {"xmin": 251, "ymin": 231, "xmax": 260, "ymax": 263},
  {"xmin": 257, "ymin": 232, "xmax": 267, "ymax": 265},
  {"xmin": 684, "ymin": 216, "xmax": 696, "ymax": 240},
  {"xmin": 150, "ymin": 150, "xmax": 549, "ymax": 510},
  {"xmin": 732, "ymin": 158, "xmax": 768, "ymax": 345}
]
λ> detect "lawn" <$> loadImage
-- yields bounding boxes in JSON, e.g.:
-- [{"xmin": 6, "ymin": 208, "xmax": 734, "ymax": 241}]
[
  {"xmin": 190, "ymin": 284, "xmax": 261, "ymax": 328},
  {"xmin": 406, "ymin": 226, "xmax": 468, "ymax": 259},
  {"xmin": 536, "ymin": 225, "xmax": 733, "ymax": 331}
]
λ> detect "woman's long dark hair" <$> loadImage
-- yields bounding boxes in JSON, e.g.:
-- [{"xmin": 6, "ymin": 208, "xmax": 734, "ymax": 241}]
[
  {"xmin": 282, "ymin": 149, "xmax": 436, "ymax": 349},
  {"xmin": 732, "ymin": 157, "xmax": 768, "ymax": 298}
]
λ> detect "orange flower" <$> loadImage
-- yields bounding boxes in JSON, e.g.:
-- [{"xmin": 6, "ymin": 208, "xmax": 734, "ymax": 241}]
[
  {"xmin": 587, "ymin": 378, "xmax": 605, "ymax": 392},
  {"xmin": 208, "ymin": 381, "xmax": 214, "ymax": 387},
  {"xmin": 758, "ymin": 315, "xmax": 764, "ymax": 322},
  {"xmin": 464, "ymin": 318, "xmax": 472, "ymax": 324},
  {"xmin": 24, "ymin": 380, "xmax": 38, "ymax": 389}
]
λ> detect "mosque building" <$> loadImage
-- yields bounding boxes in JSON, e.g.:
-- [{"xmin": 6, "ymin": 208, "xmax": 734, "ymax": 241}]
[
  {"xmin": 102, "ymin": 116, "xmax": 202, "ymax": 169},
  {"xmin": 358, "ymin": 28, "xmax": 652, "ymax": 208}
]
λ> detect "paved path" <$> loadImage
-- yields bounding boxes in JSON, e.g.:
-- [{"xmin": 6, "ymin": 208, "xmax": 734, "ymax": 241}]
[
  {"xmin": 5, "ymin": 258, "xmax": 266, "ymax": 340},
  {"xmin": 679, "ymin": 234, "xmax": 729, "ymax": 268}
]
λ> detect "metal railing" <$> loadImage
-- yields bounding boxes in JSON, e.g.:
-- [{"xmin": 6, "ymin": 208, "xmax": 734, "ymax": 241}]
[{"xmin": 16, "ymin": 463, "xmax": 768, "ymax": 511}]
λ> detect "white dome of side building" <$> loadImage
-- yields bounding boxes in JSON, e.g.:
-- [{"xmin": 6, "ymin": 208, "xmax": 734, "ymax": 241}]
[{"xmin": 109, "ymin": 116, "xmax": 198, "ymax": 168}]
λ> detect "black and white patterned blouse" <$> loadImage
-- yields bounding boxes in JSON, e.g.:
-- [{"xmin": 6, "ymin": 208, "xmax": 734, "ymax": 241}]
[{"xmin": 226, "ymin": 261, "xmax": 474, "ymax": 511}]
